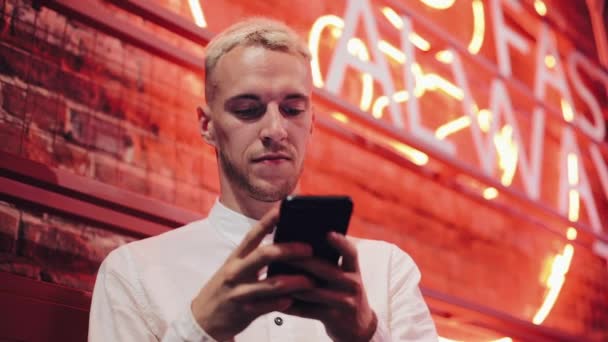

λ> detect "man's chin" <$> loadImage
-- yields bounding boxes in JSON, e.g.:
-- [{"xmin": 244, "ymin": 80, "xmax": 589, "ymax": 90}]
[{"xmin": 247, "ymin": 179, "xmax": 295, "ymax": 202}]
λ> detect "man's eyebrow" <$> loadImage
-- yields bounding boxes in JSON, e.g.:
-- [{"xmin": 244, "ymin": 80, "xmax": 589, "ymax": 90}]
[
  {"xmin": 224, "ymin": 93, "xmax": 309, "ymax": 104},
  {"xmin": 225, "ymin": 94, "xmax": 261, "ymax": 102},
  {"xmin": 283, "ymin": 93, "xmax": 310, "ymax": 101}
]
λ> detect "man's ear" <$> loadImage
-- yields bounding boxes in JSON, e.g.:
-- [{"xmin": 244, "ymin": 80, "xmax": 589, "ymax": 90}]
[{"xmin": 197, "ymin": 105, "xmax": 216, "ymax": 146}]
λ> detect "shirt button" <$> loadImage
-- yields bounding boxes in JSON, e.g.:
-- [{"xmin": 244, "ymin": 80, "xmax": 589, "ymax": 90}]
[{"xmin": 274, "ymin": 316, "xmax": 283, "ymax": 326}]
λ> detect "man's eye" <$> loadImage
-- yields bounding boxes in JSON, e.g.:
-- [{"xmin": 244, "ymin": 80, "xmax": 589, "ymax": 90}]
[
  {"xmin": 281, "ymin": 107, "xmax": 304, "ymax": 116},
  {"xmin": 233, "ymin": 106, "xmax": 266, "ymax": 119}
]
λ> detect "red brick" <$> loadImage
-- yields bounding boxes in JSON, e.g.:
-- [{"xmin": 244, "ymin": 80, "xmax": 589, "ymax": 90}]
[
  {"xmin": 22, "ymin": 126, "xmax": 55, "ymax": 166},
  {"xmin": 0, "ymin": 3, "xmax": 38, "ymax": 54},
  {"xmin": 92, "ymin": 34, "xmax": 124, "ymax": 76},
  {"xmin": 199, "ymin": 145, "xmax": 220, "ymax": 193},
  {"xmin": 42, "ymin": 269, "xmax": 97, "ymax": 291},
  {"xmin": 79, "ymin": 220, "xmax": 137, "ymax": 262},
  {"xmin": 92, "ymin": 153, "xmax": 119, "ymax": 186},
  {"xmin": 53, "ymin": 137, "xmax": 92, "ymax": 176},
  {"xmin": 122, "ymin": 47, "xmax": 150, "ymax": 94},
  {"xmin": 149, "ymin": 57, "xmax": 179, "ymax": 93},
  {"xmin": 199, "ymin": 186, "xmax": 218, "ymax": 215},
  {"xmin": 19, "ymin": 215, "xmax": 95, "ymax": 273},
  {"xmin": 94, "ymin": 82, "xmax": 126, "ymax": 119},
  {"xmin": 117, "ymin": 160, "xmax": 147, "ymax": 195},
  {"xmin": 122, "ymin": 127, "xmax": 148, "ymax": 168},
  {"xmin": 6, "ymin": 206, "xmax": 137, "ymax": 291},
  {"xmin": 147, "ymin": 172, "xmax": 175, "ymax": 204},
  {"xmin": 175, "ymin": 111, "xmax": 200, "ymax": 145},
  {"xmin": 36, "ymin": 7, "xmax": 67, "ymax": 43},
  {"xmin": 123, "ymin": 97, "xmax": 152, "ymax": 134},
  {"xmin": 1, "ymin": 81, "xmax": 27, "ymax": 117},
  {"xmin": 90, "ymin": 119, "xmax": 126, "ymax": 156},
  {"xmin": 19, "ymin": 210, "xmax": 136, "ymax": 274},
  {"xmin": 174, "ymin": 143, "xmax": 204, "ymax": 185},
  {"xmin": 144, "ymin": 136, "xmax": 176, "ymax": 177},
  {"xmin": 66, "ymin": 107, "xmax": 132, "ymax": 157},
  {"xmin": 0, "ymin": 259, "xmax": 42, "ymax": 281},
  {"xmin": 25, "ymin": 88, "xmax": 65, "ymax": 133},
  {"xmin": 0, "ymin": 121, "xmax": 22, "ymax": 155},
  {"xmin": 174, "ymin": 180, "xmax": 202, "ymax": 212},
  {"xmin": 59, "ymin": 69, "xmax": 97, "ymax": 106},
  {"xmin": 180, "ymin": 72, "xmax": 204, "ymax": 102},
  {"xmin": 147, "ymin": 97, "xmax": 176, "ymax": 140},
  {"xmin": 0, "ymin": 201, "xmax": 19, "ymax": 254},
  {"xmin": 139, "ymin": 56, "xmax": 175, "ymax": 104},
  {"xmin": 0, "ymin": 36, "xmax": 58, "ymax": 89},
  {"xmin": 62, "ymin": 21, "xmax": 96, "ymax": 73},
  {"xmin": 30, "ymin": 53, "xmax": 62, "ymax": 90}
]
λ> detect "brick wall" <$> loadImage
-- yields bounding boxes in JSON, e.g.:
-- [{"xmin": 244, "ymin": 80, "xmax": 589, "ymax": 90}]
[{"xmin": 0, "ymin": 0, "xmax": 606, "ymax": 339}]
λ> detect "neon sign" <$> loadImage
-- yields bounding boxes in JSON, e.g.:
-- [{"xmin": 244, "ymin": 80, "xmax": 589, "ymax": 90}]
[{"xmin": 311, "ymin": 0, "xmax": 607, "ymax": 247}]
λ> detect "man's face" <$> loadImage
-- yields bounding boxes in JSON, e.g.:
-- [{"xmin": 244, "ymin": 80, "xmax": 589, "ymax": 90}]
[{"xmin": 203, "ymin": 45, "xmax": 313, "ymax": 202}]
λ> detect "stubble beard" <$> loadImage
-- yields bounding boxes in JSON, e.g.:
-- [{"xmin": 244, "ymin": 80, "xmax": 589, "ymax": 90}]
[{"xmin": 218, "ymin": 149, "xmax": 300, "ymax": 202}]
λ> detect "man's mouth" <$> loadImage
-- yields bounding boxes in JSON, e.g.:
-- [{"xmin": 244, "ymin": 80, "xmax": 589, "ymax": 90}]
[{"xmin": 252, "ymin": 153, "xmax": 292, "ymax": 163}]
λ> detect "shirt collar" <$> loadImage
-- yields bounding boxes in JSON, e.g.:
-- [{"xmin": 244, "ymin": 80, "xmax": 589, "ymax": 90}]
[{"xmin": 207, "ymin": 199, "xmax": 275, "ymax": 247}]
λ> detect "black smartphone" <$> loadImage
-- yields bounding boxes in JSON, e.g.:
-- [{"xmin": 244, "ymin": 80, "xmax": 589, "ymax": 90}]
[{"xmin": 267, "ymin": 195, "xmax": 353, "ymax": 278}]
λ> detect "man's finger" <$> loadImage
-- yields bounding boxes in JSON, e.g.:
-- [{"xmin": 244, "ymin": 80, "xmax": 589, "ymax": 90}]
[
  {"xmin": 246, "ymin": 297, "xmax": 293, "ymax": 316},
  {"xmin": 229, "ymin": 274, "xmax": 315, "ymax": 301},
  {"xmin": 282, "ymin": 301, "xmax": 329, "ymax": 321},
  {"xmin": 292, "ymin": 288, "xmax": 355, "ymax": 310},
  {"xmin": 328, "ymin": 232, "xmax": 359, "ymax": 272},
  {"xmin": 286, "ymin": 259, "xmax": 359, "ymax": 292},
  {"xmin": 234, "ymin": 207, "xmax": 279, "ymax": 257},
  {"xmin": 237, "ymin": 242, "xmax": 313, "ymax": 278}
]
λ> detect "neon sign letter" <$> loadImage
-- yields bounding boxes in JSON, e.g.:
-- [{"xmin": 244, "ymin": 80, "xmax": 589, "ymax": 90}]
[
  {"xmin": 325, "ymin": 0, "xmax": 404, "ymax": 129},
  {"xmin": 401, "ymin": 16, "xmax": 455, "ymax": 156}
]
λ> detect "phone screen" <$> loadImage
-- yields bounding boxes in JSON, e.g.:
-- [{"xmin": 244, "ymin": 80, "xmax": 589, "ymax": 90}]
[{"xmin": 267, "ymin": 195, "xmax": 353, "ymax": 278}]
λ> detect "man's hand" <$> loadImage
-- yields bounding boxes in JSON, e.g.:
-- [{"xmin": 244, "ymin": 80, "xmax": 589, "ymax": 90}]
[
  {"xmin": 284, "ymin": 232, "xmax": 378, "ymax": 342},
  {"xmin": 191, "ymin": 208, "xmax": 315, "ymax": 341}
]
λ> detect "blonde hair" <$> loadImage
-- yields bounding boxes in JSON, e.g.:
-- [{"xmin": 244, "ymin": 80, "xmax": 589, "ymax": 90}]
[{"xmin": 204, "ymin": 17, "xmax": 311, "ymax": 102}]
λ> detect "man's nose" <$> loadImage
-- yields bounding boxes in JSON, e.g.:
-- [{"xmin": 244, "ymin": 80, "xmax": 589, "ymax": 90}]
[{"xmin": 260, "ymin": 103, "xmax": 288, "ymax": 142}]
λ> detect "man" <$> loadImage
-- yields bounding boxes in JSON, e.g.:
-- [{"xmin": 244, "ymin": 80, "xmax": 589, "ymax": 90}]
[{"xmin": 89, "ymin": 18, "xmax": 438, "ymax": 341}]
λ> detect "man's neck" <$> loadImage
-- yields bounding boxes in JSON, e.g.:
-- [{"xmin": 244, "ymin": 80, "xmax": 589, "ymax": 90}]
[{"xmin": 218, "ymin": 188, "xmax": 277, "ymax": 220}]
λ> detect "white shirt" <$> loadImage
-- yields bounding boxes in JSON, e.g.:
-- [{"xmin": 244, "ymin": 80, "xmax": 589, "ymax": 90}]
[{"xmin": 89, "ymin": 200, "xmax": 438, "ymax": 341}]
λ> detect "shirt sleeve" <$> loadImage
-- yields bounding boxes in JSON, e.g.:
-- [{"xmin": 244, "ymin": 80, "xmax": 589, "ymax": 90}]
[
  {"xmin": 369, "ymin": 316, "xmax": 391, "ymax": 342},
  {"xmin": 88, "ymin": 247, "xmax": 157, "ymax": 341},
  {"xmin": 88, "ymin": 247, "xmax": 219, "ymax": 342},
  {"xmin": 161, "ymin": 304, "xmax": 218, "ymax": 342},
  {"xmin": 386, "ymin": 244, "xmax": 439, "ymax": 341}
]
